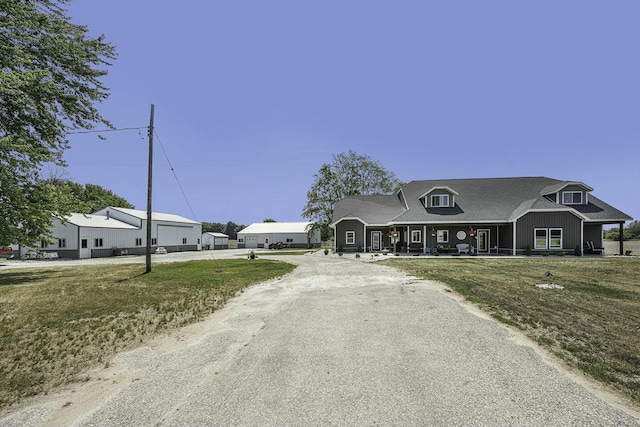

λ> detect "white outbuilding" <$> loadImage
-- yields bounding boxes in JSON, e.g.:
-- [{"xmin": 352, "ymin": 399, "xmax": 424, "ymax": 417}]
[
  {"xmin": 237, "ymin": 222, "xmax": 320, "ymax": 249},
  {"xmin": 202, "ymin": 232, "xmax": 229, "ymax": 250},
  {"xmin": 31, "ymin": 207, "xmax": 202, "ymax": 259}
]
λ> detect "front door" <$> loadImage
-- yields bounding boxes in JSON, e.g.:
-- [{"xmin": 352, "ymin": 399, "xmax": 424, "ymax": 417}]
[
  {"xmin": 371, "ymin": 231, "xmax": 382, "ymax": 251},
  {"xmin": 477, "ymin": 229, "xmax": 490, "ymax": 253},
  {"xmin": 80, "ymin": 237, "xmax": 91, "ymax": 259}
]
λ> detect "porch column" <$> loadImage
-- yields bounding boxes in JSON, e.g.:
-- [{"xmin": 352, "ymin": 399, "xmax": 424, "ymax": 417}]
[
  {"xmin": 364, "ymin": 223, "xmax": 367, "ymax": 253},
  {"xmin": 406, "ymin": 226, "xmax": 410, "ymax": 253},
  {"xmin": 512, "ymin": 221, "xmax": 517, "ymax": 256},
  {"xmin": 619, "ymin": 222, "xmax": 624, "ymax": 255},
  {"xmin": 423, "ymin": 225, "xmax": 427, "ymax": 253}
]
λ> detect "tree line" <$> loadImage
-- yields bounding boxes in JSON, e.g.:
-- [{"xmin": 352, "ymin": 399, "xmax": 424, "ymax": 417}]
[{"xmin": 604, "ymin": 221, "xmax": 640, "ymax": 241}]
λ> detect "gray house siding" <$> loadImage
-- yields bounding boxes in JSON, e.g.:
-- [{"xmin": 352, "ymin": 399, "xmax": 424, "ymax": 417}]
[
  {"xmin": 516, "ymin": 211, "xmax": 581, "ymax": 251},
  {"xmin": 499, "ymin": 224, "xmax": 513, "ymax": 252},
  {"xmin": 335, "ymin": 220, "xmax": 365, "ymax": 251},
  {"xmin": 584, "ymin": 224, "xmax": 604, "ymax": 247}
]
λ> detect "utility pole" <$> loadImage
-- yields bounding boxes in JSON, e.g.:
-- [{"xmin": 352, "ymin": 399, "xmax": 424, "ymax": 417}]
[{"xmin": 145, "ymin": 104, "xmax": 154, "ymax": 273}]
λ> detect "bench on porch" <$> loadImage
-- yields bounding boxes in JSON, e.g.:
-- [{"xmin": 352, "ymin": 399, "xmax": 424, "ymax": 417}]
[{"xmin": 408, "ymin": 243, "xmax": 425, "ymax": 253}]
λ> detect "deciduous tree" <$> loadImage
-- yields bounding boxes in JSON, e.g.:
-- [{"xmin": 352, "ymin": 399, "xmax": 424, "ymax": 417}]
[
  {"xmin": 0, "ymin": 0, "xmax": 116, "ymax": 245},
  {"xmin": 302, "ymin": 151, "xmax": 402, "ymax": 240}
]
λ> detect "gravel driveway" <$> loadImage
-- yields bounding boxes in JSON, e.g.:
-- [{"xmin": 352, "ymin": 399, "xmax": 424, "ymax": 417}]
[{"xmin": 1, "ymin": 251, "xmax": 638, "ymax": 426}]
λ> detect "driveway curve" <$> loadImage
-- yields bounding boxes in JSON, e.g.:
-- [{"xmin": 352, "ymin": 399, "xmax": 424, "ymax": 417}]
[{"xmin": 1, "ymin": 251, "xmax": 638, "ymax": 426}]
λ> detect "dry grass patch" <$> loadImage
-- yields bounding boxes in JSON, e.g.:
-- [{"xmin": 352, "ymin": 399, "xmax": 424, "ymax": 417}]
[
  {"xmin": 0, "ymin": 259, "xmax": 294, "ymax": 410},
  {"xmin": 381, "ymin": 257, "xmax": 640, "ymax": 405}
]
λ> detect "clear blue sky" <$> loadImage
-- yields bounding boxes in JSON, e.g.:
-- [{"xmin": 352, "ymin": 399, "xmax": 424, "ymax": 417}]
[{"xmin": 63, "ymin": 1, "xmax": 639, "ymax": 226}]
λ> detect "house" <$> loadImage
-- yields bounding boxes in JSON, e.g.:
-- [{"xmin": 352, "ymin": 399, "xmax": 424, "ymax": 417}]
[
  {"xmin": 202, "ymin": 232, "xmax": 229, "ymax": 250},
  {"xmin": 30, "ymin": 207, "xmax": 202, "ymax": 259},
  {"xmin": 237, "ymin": 222, "xmax": 321, "ymax": 249},
  {"xmin": 331, "ymin": 177, "xmax": 632, "ymax": 255}
]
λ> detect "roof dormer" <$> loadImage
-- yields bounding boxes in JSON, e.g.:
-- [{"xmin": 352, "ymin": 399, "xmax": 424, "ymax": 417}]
[
  {"xmin": 540, "ymin": 182, "xmax": 592, "ymax": 206},
  {"xmin": 419, "ymin": 186, "xmax": 459, "ymax": 209}
]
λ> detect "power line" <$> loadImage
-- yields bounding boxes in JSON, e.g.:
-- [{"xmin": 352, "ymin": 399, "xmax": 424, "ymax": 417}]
[
  {"xmin": 153, "ymin": 129, "xmax": 198, "ymax": 222},
  {"xmin": 66, "ymin": 126, "xmax": 147, "ymax": 135}
]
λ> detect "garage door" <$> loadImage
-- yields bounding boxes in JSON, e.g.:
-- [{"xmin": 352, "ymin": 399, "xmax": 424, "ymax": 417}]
[{"xmin": 245, "ymin": 236, "xmax": 258, "ymax": 248}]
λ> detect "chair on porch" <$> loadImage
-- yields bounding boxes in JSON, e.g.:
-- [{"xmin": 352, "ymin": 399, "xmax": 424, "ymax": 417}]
[
  {"xmin": 584, "ymin": 241, "xmax": 604, "ymax": 254},
  {"xmin": 456, "ymin": 243, "xmax": 470, "ymax": 255}
]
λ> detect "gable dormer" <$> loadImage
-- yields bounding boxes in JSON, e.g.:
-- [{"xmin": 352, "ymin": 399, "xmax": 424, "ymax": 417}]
[
  {"xmin": 419, "ymin": 186, "xmax": 459, "ymax": 208},
  {"xmin": 541, "ymin": 182, "xmax": 593, "ymax": 206}
]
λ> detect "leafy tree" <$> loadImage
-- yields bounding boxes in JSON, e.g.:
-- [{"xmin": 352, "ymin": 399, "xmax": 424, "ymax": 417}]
[
  {"xmin": 224, "ymin": 221, "xmax": 238, "ymax": 239},
  {"xmin": 0, "ymin": 0, "xmax": 116, "ymax": 245},
  {"xmin": 233, "ymin": 224, "xmax": 246, "ymax": 239},
  {"xmin": 263, "ymin": 218, "xmax": 277, "ymax": 222},
  {"xmin": 302, "ymin": 151, "xmax": 402, "ymax": 240},
  {"xmin": 626, "ymin": 220, "xmax": 640, "ymax": 239},
  {"xmin": 56, "ymin": 181, "xmax": 134, "ymax": 213},
  {"xmin": 202, "ymin": 222, "xmax": 226, "ymax": 233}
]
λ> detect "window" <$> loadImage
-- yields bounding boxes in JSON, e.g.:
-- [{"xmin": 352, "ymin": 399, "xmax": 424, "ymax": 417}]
[
  {"xmin": 81, "ymin": 239, "xmax": 88, "ymax": 249},
  {"xmin": 151, "ymin": 238, "xmax": 157, "ymax": 246},
  {"xmin": 135, "ymin": 238, "xmax": 142, "ymax": 246},
  {"xmin": 346, "ymin": 231, "xmax": 355, "ymax": 245},
  {"xmin": 534, "ymin": 228, "xmax": 563, "ymax": 249},
  {"xmin": 94, "ymin": 238, "xmax": 103, "ymax": 247},
  {"xmin": 534, "ymin": 229, "xmax": 547, "ymax": 249},
  {"xmin": 562, "ymin": 191, "xmax": 582, "ymax": 205},
  {"xmin": 238, "ymin": 238, "xmax": 244, "ymax": 243},
  {"xmin": 437, "ymin": 230, "xmax": 449, "ymax": 243},
  {"xmin": 182, "ymin": 238, "xmax": 187, "ymax": 244},
  {"xmin": 286, "ymin": 238, "xmax": 293, "ymax": 243},
  {"xmin": 549, "ymin": 228, "xmax": 562, "ymax": 249},
  {"xmin": 40, "ymin": 240, "xmax": 47, "ymax": 248},
  {"xmin": 57, "ymin": 238, "xmax": 66, "ymax": 248},
  {"xmin": 431, "ymin": 194, "xmax": 449, "ymax": 207},
  {"xmin": 411, "ymin": 230, "xmax": 422, "ymax": 243}
]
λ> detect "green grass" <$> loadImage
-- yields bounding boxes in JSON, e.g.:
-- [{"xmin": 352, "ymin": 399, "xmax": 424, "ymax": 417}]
[
  {"xmin": 381, "ymin": 257, "xmax": 640, "ymax": 405},
  {"xmin": 0, "ymin": 259, "xmax": 295, "ymax": 410}
]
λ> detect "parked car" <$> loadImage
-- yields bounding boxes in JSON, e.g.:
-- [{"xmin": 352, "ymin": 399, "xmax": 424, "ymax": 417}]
[
  {"xmin": 155, "ymin": 246, "xmax": 167, "ymax": 254},
  {"xmin": 0, "ymin": 246, "xmax": 13, "ymax": 259}
]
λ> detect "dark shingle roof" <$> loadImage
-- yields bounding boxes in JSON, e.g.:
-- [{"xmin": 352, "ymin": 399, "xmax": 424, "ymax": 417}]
[
  {"xmin": 332, "ymin": 177, "xmax": 631, "ymax": 225},
  {"xmin": 332, "ymin": 194, "xmax": 405, "ymax": 225}
]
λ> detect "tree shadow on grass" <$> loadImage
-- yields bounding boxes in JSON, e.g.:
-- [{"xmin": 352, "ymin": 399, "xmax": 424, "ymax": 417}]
[{"xmin": 0, "ymin": 270, "xmax": 70, "ymax": 287}]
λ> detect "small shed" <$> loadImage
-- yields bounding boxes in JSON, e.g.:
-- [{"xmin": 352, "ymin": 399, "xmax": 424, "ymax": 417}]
[
  {"xmin": 237, "ymin": 222, "xmax": 320, "ymax": 249},
  {"xmin": 202, "ymin": 232, "xmax": 229, "ymax": 250}
]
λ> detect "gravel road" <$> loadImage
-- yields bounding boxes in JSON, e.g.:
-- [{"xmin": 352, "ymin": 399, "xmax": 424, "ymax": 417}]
[{"xmin": 1, "ymin": 250, "xmax": 638, "ymax": 426}]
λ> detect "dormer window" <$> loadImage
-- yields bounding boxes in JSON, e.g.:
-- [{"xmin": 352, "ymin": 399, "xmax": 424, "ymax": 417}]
[
  {"xmin": 562, "ymin": 191, "xmax": 582, "ymax": 205},
  {"xmin": 431, "ymin": 194, "xmax": 449, "ymax": 207}
]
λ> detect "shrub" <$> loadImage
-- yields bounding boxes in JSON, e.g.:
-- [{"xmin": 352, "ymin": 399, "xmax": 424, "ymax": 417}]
[
  {"xmin": 337, "ymin": 244, "xmax": 343, "ymax": 253},
  {"xmin": 574, "ymin": 245, "xmax": 582, "ymax": 256},
  {"xmin": 357, "ymin": 244, "xmax": 362, "ymax": 253},
  {"xmin": 324, "ymin": 249, "xmax": 329, "ymax": 255},
  {"xmin": 525, "ymin": 245, "xmax": 532, "ymax": 256}
]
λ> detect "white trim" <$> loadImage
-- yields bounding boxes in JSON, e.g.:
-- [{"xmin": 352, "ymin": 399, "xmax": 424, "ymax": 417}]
[
  {"xmin": 430, "ymin": 194, "xmax": 450, "ymax": 207},
  {"xmin": 418, "ymin": 186, "xmax": 460, "ymax": 199},
  {"xmin": 562, "ymin": 191, "xmax": 583, "ymax": 205},
  {"xmin": 534, "ymin": 228, "xmax": 548, "ymax": 249},
  {"xmin": 437, "ymin": 229, "xmax": 449, "ymax": 243},
  {"xmin": 345, "ymin": 231, "xmax": 355, "ymax": 245},
  {"xmin": 371, "ymin": 231, "xmax": 382, "ymax": 251},
  {"xmin": 510, "ymin": 208, "xmax": 589, "ymax": 222},
  {"xmin": 549, "ymin": 228, "xmax": 563, "ymax": 249}
]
